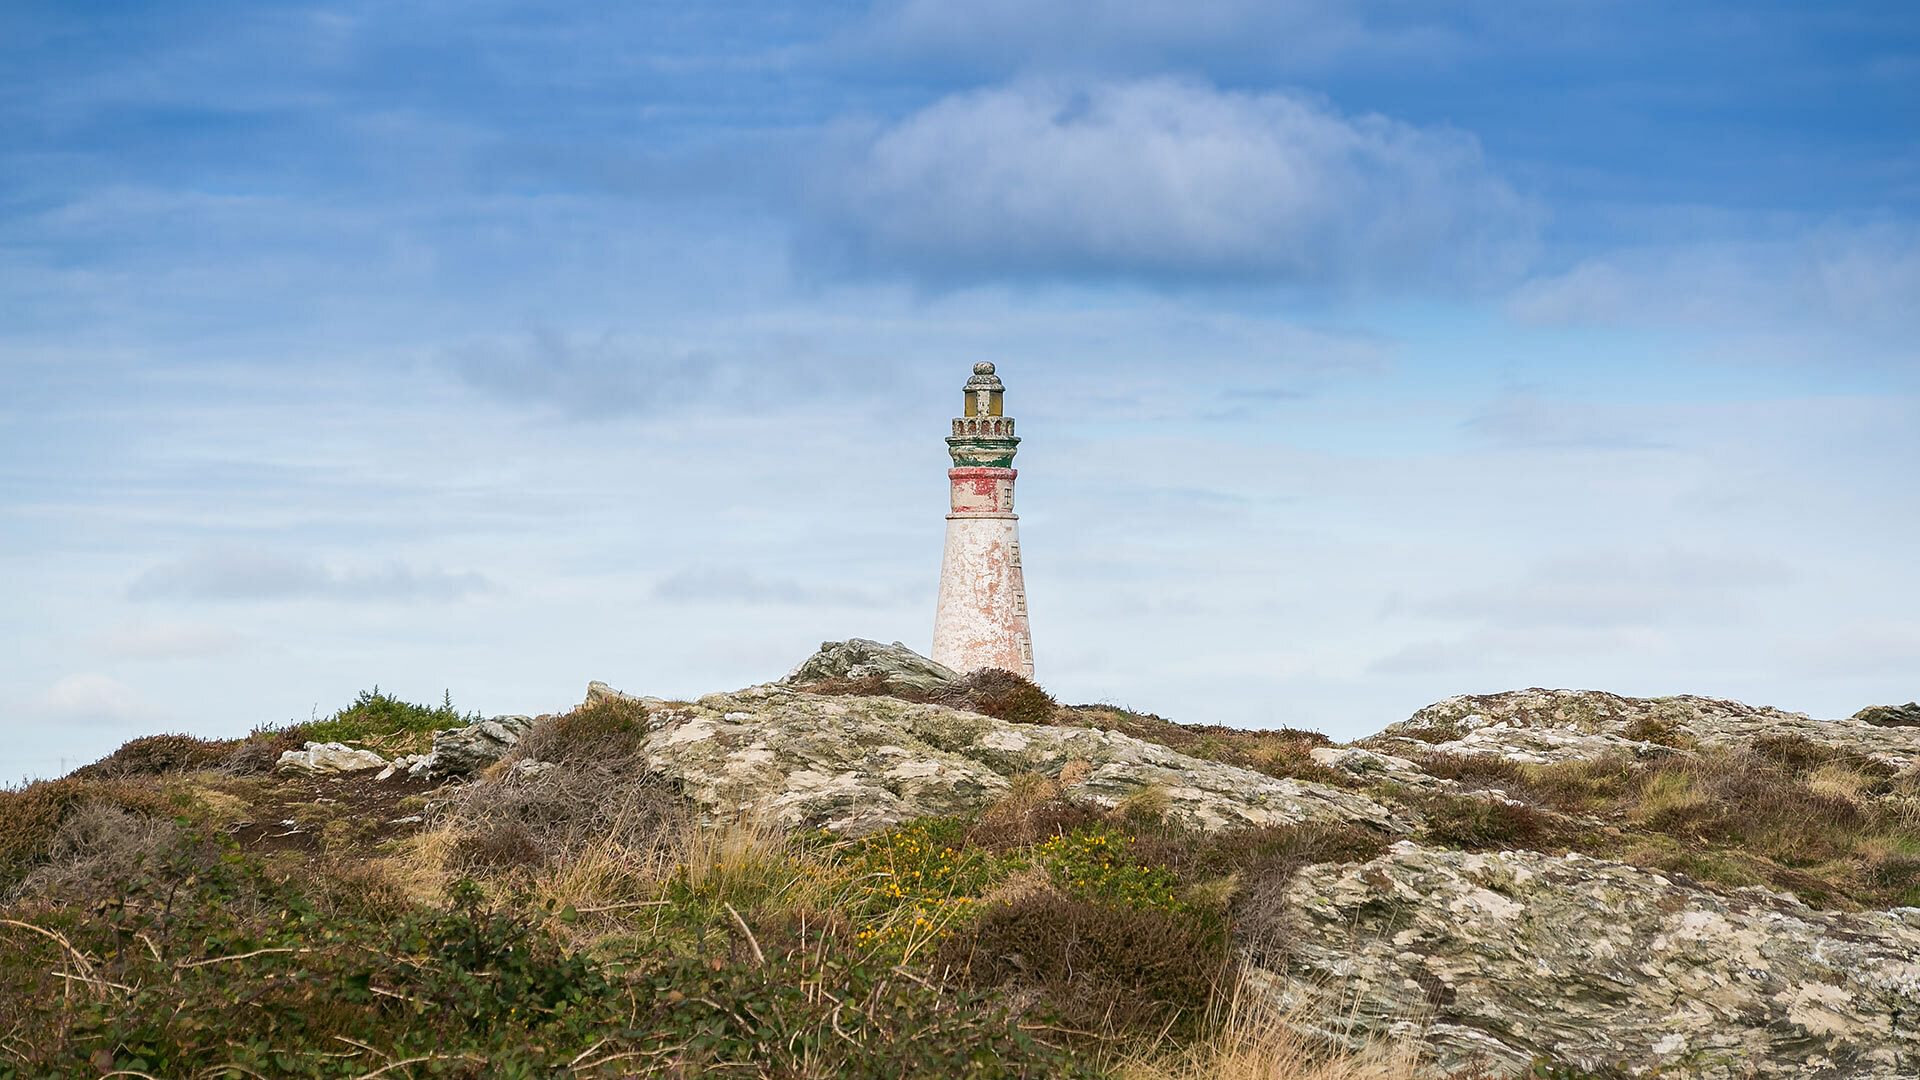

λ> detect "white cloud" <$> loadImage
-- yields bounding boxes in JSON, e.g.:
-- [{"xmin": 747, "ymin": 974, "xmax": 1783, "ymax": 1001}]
[{"xmin": 804, "ymin": 77, "xmax": 1537, "ymax": 286}]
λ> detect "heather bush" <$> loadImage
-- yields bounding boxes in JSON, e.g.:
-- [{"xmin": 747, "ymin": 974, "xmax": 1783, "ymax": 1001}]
[
  {"xmin": 947, "ymin": 668, "xmax": 1059, "ymax": 725},
  {"xmin": 70, "ymin": 733, "xmax": 238, "ymax": 780},
  {"xmin": 937, "ymin": 892, "xmax": 1230, "ymax": 1040},
  {"xmin": 516, "ymin": 696, "xmax": 650, "ymax": 765}
]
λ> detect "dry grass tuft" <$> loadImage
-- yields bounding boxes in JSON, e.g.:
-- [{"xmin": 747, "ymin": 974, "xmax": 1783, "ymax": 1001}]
[{"xmin": 1119, "ymin": 981, "xmax": 1422, "ymax": 1080}]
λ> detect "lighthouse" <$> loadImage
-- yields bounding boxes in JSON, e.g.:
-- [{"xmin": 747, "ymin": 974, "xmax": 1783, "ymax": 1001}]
[{"xmin": 933, "ymin": 362, "xmax": 1034, "ymax": 679}]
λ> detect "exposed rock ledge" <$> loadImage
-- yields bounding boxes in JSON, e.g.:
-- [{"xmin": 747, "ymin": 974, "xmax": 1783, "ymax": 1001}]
[
  {"xmin": 1252, "ymin": 842, "xmax": 1920, "ymax": 1079},
  {"xmin": 607, "ymin": 682, "xmax": 1410, "ymax": 837},
  {"xmin": 1367, "ymin": 688, "xmax": 1920, "ymax": 771}
]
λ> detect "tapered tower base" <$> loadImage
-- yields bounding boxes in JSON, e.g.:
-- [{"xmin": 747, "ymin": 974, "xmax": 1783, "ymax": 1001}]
[{"xmin": 933, "ymin": 513, "xmax": 1032, "ymax": 677}]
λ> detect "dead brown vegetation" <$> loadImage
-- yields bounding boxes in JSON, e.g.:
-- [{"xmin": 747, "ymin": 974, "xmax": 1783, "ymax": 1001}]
[
  {"xmin": 936, "ymin": 889, "xmax": 1231, "ymax": 1040},
  {"xmin": 1409, "ymin": 740, "xmax": 1920, "ymax": 909}
]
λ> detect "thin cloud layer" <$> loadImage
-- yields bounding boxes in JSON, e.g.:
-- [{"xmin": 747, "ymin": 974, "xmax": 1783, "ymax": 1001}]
[
  {"xmin": 39, "ymin": 673, "xmax": 151, "ymax": 726},
  {"xmin": 804, "ymin": 78, "xmax": 1539, "ymax": 287},
  {"xmin": 128, "ymin": 550, "xmax": 491, "ymax": 603},
  {"xmin": 1508, "ymin": 226, "xmax": 1920, "ymax": 337},
  {"xmin": 854, "ymin": 0, "xmax": 1470, "ymax": 80},
  {"xmin": 653, "ymin": 566, "xmax": 899, "ymax": 609}
]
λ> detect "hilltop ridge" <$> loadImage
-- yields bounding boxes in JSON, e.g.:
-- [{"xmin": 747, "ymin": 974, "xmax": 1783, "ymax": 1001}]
[{"xmin": 3, "ymin": 641, "xmax": 1916, "ymax": 1078}]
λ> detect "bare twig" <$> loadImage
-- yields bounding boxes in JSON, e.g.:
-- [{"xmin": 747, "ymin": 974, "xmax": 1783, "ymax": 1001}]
[
  {"xmin": 829, "ymin": 1003, "xmax": 858, "ymax": 1046},
  {"xmin": 572, "ymin": 1045, "xmax": 686, "ymax": 1072},
  {"xmin": 723, "ymin": 903, "xmax": 766, "ymax": 966},
  {"xmin": 566, "ymin": 1039, "xmax": 610, "ymax": 1067},
  {"xmin": 330, "ymin": 1034, "xmax": 382, "ymax": 1059},
  {"xmin": 177, "ymin": 947, "xmax": 309, "ymax": 969},
  {"xmin": 367, "ymin": 984, "xmax": 430, "ymax": 1007},
  {"xmin": 570, "ymin": 900, "xmax": 672, "ymax": 915},
  {"xmin": 0, "ymin": 919, "xmax": 101, "ymax": 987},
  {"xmin": 50, "ymin": 971, "xmax": 136, "ymax": 994},
  {"xmin": 890, "ymin": 965, "xmax": 937, "ymax": 991},
  {"xmin": 197, "ymin": 1065, "xmax": 271, "ymax": 1080},
  {"xmin": 351, "ymin": 1054, "xmax": 485, "ymax": 1079}
]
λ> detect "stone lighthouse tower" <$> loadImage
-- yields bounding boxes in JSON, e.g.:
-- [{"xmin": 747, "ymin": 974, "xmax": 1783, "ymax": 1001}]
[{"xmin": 933, "ymin": 362, "xmax": 1034, "ymax": 678}]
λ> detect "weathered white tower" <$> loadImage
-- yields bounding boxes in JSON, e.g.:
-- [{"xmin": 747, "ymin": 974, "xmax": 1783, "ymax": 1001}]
[{"xmin": 933, "ymin": 362, "xmax": 1034, "ymax": 678}]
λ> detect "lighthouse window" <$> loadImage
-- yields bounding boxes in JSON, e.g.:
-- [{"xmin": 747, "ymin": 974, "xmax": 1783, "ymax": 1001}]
[{"xmin": 988, "ymin": 390, "xmax": 1004, "ymax": 416}]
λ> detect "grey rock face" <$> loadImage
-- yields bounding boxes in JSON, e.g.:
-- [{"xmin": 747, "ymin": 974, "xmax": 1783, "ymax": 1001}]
[
  {"xmin": 1253, "ymin": 842, "xmax": 1920, "ymax": 1079},
  {"xmin": 1309, "ymin": 745, "xmax": 1440, "ymax": 787},
  {"xmin": 1855, "ymin": 702, "xmax": 1920, "ymax": 728},
  {"xmin": 275, "ymin": 742, "xmax": 387, "ymax": 776},
  {"xmin": 430, "ymin": 715, "xmax": 533, "ymax": 776},
  {"xmin": 610, "ymin": 682, "xmax": 1408, "ymax": 837},
  {"xmin": 779, "ymin": 639, "xmax": 961, "ymax": 696},
  {"xmin": 1368, "ymin": 688, "xmax": 1920, "ymax": 770}
]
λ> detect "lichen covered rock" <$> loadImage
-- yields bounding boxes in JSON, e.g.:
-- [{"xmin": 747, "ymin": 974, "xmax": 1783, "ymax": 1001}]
[
  {"xmin": 1855, "ymin": 701, "xmax": 1920, "ymax": 728},
  {"xmin": 1369, "ymin": 688, "xmax": 1920, "ymax": 770},
  {"xmin": 275, "ymin": 742, "xmax": 387, "ymax": 776},
  {"xmin": 430, "ymin": 715, "xmax": 533, "ymax": 776},
  {"xmin": 1251, "ymin": 842, "xmax": 1920, "ymax": 1078},
  {"xmin": 615, "ymin": 682, "xmax": 1408, "ymax": 836},
  {"xmin": 779, "ymin": 639, "xmax": 961, "ymax": 695}
]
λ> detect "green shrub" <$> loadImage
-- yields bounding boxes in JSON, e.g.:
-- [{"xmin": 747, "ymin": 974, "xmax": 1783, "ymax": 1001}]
[
  {"xmin": 269, "ymin": 687, "xmax": 474, "ymax": 754},
  {"xmin": 1036, "ymin": 827, "xmax": 1186, "ymax": 911},
  {"xmin": 836, "ymin": 817, "xmax": 1007, "ymax": 951}
]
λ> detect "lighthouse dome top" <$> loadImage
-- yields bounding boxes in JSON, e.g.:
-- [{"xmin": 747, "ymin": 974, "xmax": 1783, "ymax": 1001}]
[{"xmin": 965, "ymin": 362, "xmax": 1004, "ymax": 391}]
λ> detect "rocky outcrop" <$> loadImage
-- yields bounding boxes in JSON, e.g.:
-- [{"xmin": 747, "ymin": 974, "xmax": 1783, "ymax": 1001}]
[
  {"xmin": 779, "ymin": 639, "xmax": 961, "ymax": 696},
  {"xmin": 1309, "ymin": 745, "xmax": 1441, "ymax": 787},
  {"xmin": 430, "ymin": 715, "xmax": 533, "ymax": 776},
  {"xmin": 1368, "ymin": 688, "xmax": 1920, "ymax": 771},
  {"xmin": 275, "ymin": 742, "xmax": 387, "ymax": 776},
  {"xmin": 610, "ymin": 682, "xmax": 1408, "ymax": 837},
  {"xmin": 1855, "ymin": 702, "xmax": 1920, "ymax": 728},
  {"xmin": 1252, "ymin": 842, "xmax": 1920, "ymax": 1079}
]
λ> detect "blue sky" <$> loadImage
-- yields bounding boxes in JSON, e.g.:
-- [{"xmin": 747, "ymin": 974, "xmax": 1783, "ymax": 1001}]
[{"xmin": 3, "ymin": 1, "xmax": 1917, "ymax": 779}]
